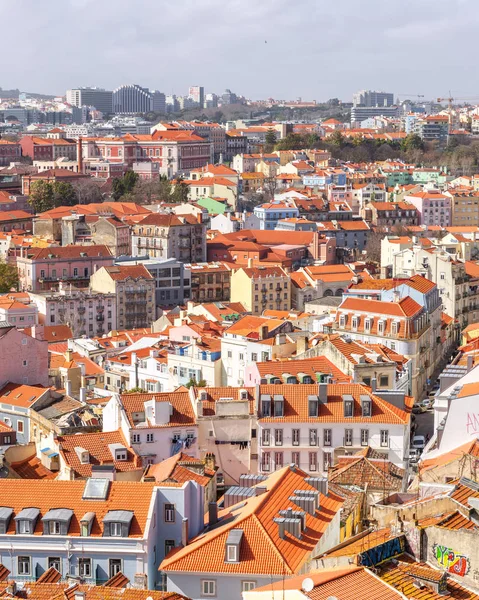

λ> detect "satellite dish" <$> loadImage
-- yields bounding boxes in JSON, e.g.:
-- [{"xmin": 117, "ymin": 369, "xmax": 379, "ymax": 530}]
[
  {"xmin": 326, "ymin": 597, "xmax": 339, "ymax": 600},
  {"xmin": 302, "ymin": 578, "xmax": 314, "ymax": 593}
]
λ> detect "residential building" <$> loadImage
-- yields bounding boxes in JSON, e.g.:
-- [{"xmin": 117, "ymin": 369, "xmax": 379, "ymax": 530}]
[
  {"xmin": 105, "ymin": 346, "xmax": 169, "ymax": 393},
  {"xmin": 332, "ymin": 295, "xmax": 432, "ymax": 399},
  {"xmin": 405, "ymin": 190, "xmax": 452, "ymax": 226},
  {"xmin": 244, "ymin": 566, "xmax": 404, "ymax": 600},
  {"xmin": 103, "ymin": 390, "xmax": 199, "ymax": 465},
  {"xmin": 350, "ymin": 183, "xmax": 386, "ymax": 214},
  {"xmin": 246, "ymin": 355, "xmax": 349, "ymax": 387},
  {"xmin": 16, "ymin": 244, "xmax": 114, "ymax": 293},
  {"xmin": 0, "ymin": 324, "xmax": 48, "ymax": 387},
  {"xmin": 0, "ymin": 383, "xmax": 51, "ymax": 444},
  {"xmin": 186, "ymin": 262, "xmax": 231, "ymax": 303},
  {"xmin": 230, "ymin": 266, "xmax": 290, "ymax": 315},
  {"xmin": 66, "ymin": 87, "xmax": 113, "ymax": 115},
  {"xmin": 90, "ymin": 265, "xmax": 156, "ymax": 330},
  {"xmin": 188, "ymin": 86, "xmax": 205, "ymax": 107},
  {"xmin": 167, "ymin": 336, "xmax": 222, "ymax": 389},
  {"xmin": 353, "ymin": 90, "xmax": 395, "ymax": 107},
  {"xmin": 224, "ymin": 132, "xmax": 248, "ymax": 161},
  {"xmin": 0, "ymin": 477, "xmax": 204, "ymax": 589},
  {"xmin": 161, "ymin": 465, "xmax": 344, "ymax": 599},
  {"xmin": 350, "ymin": 105, "xmax": 399, "ymax": 125},
  {"xmin": 413, "ymin": 114, "xmax": 449, "ymax": 144},
  {"xmin": 60, "ymin": 214, "xmax": 131, "ymax": 257},
  {"xmin": 445, "ymin": 189, "xmax": 479, "ymax": 225},
  {"xmin": 0, "ymin": 140, "xmax": 21, "ymax": 166},
  {"xmin": 253, "ymin": 202, "xmax": 300, "ymax": 230},
  {"xmin": 132, "ymin": 213, "xmax": 206, "ymax": 263},
  {"xmin": 257, "ymin": 383, "xmax": 412, "ymax": 474},
  {"xmin": 115, "ymin": 257, "xmax": 191, "ymax": 307},
  {"xmin": 290, "ymin": 264, "xmax": 358, "ymax": 310},
  {"xmin": 0, "ymin": 210, "xmax": 33, "ymax": 232},
  {"xmin": 29, "ymin": 288, "xmax": 116, "ymax": 338},
  {"xmin": 221, "ymin": 316, "xmax": 294, "ymax": 387},
  {"xmin": 0, "ymin": 296, "xmax": 38, "ymax": 327},
  {"xmin": 317, "ymin": 220, "xmax": 370, "ymax": 255},
  {"xmin": 361, "ymin": 201, "xmax": 419, "ymax": 228}
]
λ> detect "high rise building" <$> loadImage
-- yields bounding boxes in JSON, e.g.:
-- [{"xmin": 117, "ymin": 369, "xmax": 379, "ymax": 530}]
[
  {"xmin": 352, "ymin": 90, "xmax": 394, "ymax": 107},
  {"xmin": 188, "ymin": 86, "xmax": 205, "ymax": 107},
  {"xmin": 151, "ymin": 90, "xmax": 166, "ymax": 114},
  {"xmin": 112, "ymin": 84, "xmax": 152, "ymax": 114},
  {"xmin": 66, "ymin": 87, "xmax": 113, "ymax": 115},
  {"xmin": 205, "ymin": 93, "xmax": 218, "ymax": 108}
]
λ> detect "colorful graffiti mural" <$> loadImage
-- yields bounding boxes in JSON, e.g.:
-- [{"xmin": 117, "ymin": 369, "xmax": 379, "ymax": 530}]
[
  {"xmin": 433, "ymin": 544, "xmax": 470, "ymax": 577},
  {"xmin": 359, "ymin": 536, "xmax": 405, "ymax": 567}
]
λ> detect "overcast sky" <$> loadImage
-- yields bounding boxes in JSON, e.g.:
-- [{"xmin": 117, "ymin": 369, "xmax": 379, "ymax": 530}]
[{"xmin": 2, "ymin": 0, "xmax": 478, "ymax": 102}]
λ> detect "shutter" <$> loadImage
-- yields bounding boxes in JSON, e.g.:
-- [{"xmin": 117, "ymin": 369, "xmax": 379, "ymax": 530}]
[
  {"xmin": 60, "ymin": 520, "xmax": 69, "ymax": 535},
  {"xmin": 121, "ymin": 522, "xmax": 129, "ymax": 537},
  {"xmin": 42, "ymin": 520, "xmax": 49, "ymax": 535},
  {"xmin": 102, "ymin": 523, "xmax": 109, "ymax": 537},
  {"xmin": 0, "ymin": 521, "xmax": 5, "ymax": 535}
]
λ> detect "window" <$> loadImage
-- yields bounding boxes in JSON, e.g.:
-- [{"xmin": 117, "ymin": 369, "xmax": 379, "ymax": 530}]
[
  {"xmin": 109, "ymin": 559, "xmax": 122, "ymax": 578},
  {"xmin": 251, "ymin": 353, "xmax": 257, "ymax": 362},
  {"xmin": 17, "ymin": 421, "xmax": 24, "ymax": 433},
  {"xmin": 261, "ymin": 452, "xmax": 271, "ymax": 472},
  {"xmin": 308, "ymin": 397, "xmax": 319, "ymax": 417},
  {"xmin": 344, "ymin": 400, "xmax": 353, "ymax": 418},
  {"xmin": 391, "ymin": 321, "xmax": 399, "ymax": 335},
  {"xmin": 110, "ymin": 522, "xmax": 122, "ymax": 536},
  {"xmin": 242, "ymin": 582, "xmax": 256, "ymax": 592},
  {"xmin": 18, "ymin": 556, "xmax": 30, "ymax": 576},
  {"xmin": 18, "ymin": 520, "xmax": 30, "ymax": 534},
  {"xmin": 352, "ymin": 316, "xmax": 359, "ymax": 330},
  {"xmin": 365, "ymin": 318, "xmax": 371, "ymax": 332},
  {"xmin": 49, "ymin": 521, "xmax": 61, "ymax": 535},
  {"xmin": 309, "ymin": 429, "xmax": 317, "ymax": 446},
  {"xmin": 202, "ymin": 580, "xmax": 216, "ymax": 597},
  {"xmin": 361, "ymin": 429, "xmax": 369, "ymax": 446},
  {"xmin": 380, "ymin": 430, "xmax": 389, "ymax": 447},
  {"xmin": 344, "ymin": 429, "xmax": 353, "ymax": 446},
  {"xmin": 4, "ymin": 436, "xmax": 11, "ymax": 444},
  {"xmin": 132, "ymin": 433, "xmax": 140, "ymax": 443},
  {"xmin": 379, "ymin": 375, "xmax": 389, "ymax": 388},
  {"xmin": 262, "ymin": 429, "xmax": 270, "ymax": 446},
  {"xmin": 309, "ymin": 452, "xmax": 318, "ymax": 471},
  {"xmin": 48, "ymin": 557, "xmax": 61, "ymax": 572},
  {"xmin": 323, "ymin": 429, "xmax": 332, "ymax": 446},
  {"xmin": 165, "ymin": 539, "xmax": 175, "ymax": 556},
  {"xmin": 292, "ymin": 429, "xmax": 300, "ymax": 446},
  {"xmin": 378, "ymin": 320, "xmax": 385, "ymax": 334},
  {"xmin": 323, "ymin": 451, "xmax": 332, "ymax": 471},
  {"xmin": 362, "ymin": 400, "xmax": 372, "ymax": 417},
  {"xmin": 292, "ymin": 451, "xmax": 300, "ymax": 466},
  {"xmin": 274, "ymin": 452, "xmax": 284, "ymax": 468},
  {"xmin": 226, "ymin": 545, "xmax": 238, "ymax": 562},
  {"xmin": 227, "ymin": 350, "xmax": 232, "ymax": 358},
  {"xmin": 146, "ymin": 433, "xmax": 154, "ymax": 443},
  {"xmin": 164, "ymin": 503, "xmax": 175, "ymax": 522},
  {"xmin": 274, "ymin": 429, "xmax": 283, "ymax": 446}
]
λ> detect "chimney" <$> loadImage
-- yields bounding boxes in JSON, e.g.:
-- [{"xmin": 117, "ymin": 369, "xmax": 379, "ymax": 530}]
[
  {"xmin": 79, "ymin": 387, "xmax": 86, "ymax": 403},
  {"xmin": 467, "ymin": 354, "xmax": 474, "ymax": 372},
  {"xmin": 318, "ymin": 382, "xmax": 328, "ymax": 404},
  {"xmin": 181, "ymin": 517, "xmax": 189, "ymax": 547},
  {"xmin": 247, "ymin": 257, "xmax": 253, "ymax": 268},
  {"xmin": 296, "ymin": 335, "xmax": 309, "ymax": 356},
  {"xmin": 274, "ymin": 517, "xmax": 286, "ymax": 539},
  {"xmin": 204, "ymin": 452, "xmax": 216, "ymax": 473},
  {"xmin": 77, "ymin": 137, "xmax": 83, "ymax": 174},
  {"xmin": 65, "ymin": 349, "xmax": 72, "ymax": 362},
  {"xmin": 65, "ymin": 380, "xmax": 72, "ymax": 397},
  {"xmin": 209, "ymin": 501, "xmax": 218, "ymax": 527},
  {"xmin": 371, "ymin": 377, "xmax": 377, "ymax": 393}
]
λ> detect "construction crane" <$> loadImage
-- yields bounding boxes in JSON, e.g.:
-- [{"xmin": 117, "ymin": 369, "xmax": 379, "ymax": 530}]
[{"xmin": 398, "ymin": 94, "xmax": 425, "ymax": 100}]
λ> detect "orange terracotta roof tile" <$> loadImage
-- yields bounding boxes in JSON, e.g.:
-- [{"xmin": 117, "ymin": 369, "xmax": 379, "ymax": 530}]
[
  {"xmin": 161, "ymin": 465, "xmax": 344, "ymax": 576},
  {"xmin": 120, "ymin": 391, "xmax": 196, "ymax": 429},
  {"xmin": 0, "ymin": 383, "xmax": 49, "ymax": 408},
  {"xmin": 144, "ymin": 452, "xmax": 214, "ymax": 487},
  {"xmin": 10, "ymin": 454, "xmax": 57, "ymax": 480},
  {"xmin": 256, "ymin": 356, "xmax": 349, "ymax": 383}
]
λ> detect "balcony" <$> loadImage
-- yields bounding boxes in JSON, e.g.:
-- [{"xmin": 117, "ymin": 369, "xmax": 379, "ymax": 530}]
[
  {"xmin": 97, "ymin": 305, "xmax": 105, "ymax": 312},
  {"xmin": 96, "ymin": 315, "xmax": 104, "ymax": 322},
  {"xmin": 78, "ymin": 306, "xmax": 85, "ymax": 314}
]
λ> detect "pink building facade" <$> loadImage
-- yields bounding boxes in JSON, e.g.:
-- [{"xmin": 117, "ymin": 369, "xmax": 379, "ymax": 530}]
[
  {"xmin": 406, "ymin": 191, "xmax": 452, "ymax": 227},
  {"xmin": 0, "ymin": 325, "xmax": 48, "ymax": 387}
]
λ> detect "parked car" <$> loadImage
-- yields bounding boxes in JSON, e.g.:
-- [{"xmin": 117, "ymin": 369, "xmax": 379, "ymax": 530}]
[
  {"xmin": 411, "ymin": 435, "xmax": 426, "ymax": 450},
  {"xmin": 412, "ymin": 404, "xmax": 424, "ymax": 414},
  {"xmin": 420, "ymin": 398, "xmax": 433, "ymax": 410},
  {"xmin": 409, "ymin": 448, "xmax": 421, "ymax": 463}
]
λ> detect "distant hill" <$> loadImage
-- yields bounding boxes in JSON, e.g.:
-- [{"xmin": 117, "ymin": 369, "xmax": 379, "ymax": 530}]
[{"xmin": 0, "ymin": 87, "xmax": 56, "ymax": 100}]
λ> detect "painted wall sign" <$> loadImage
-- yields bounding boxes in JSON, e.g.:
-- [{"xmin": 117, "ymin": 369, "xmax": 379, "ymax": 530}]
[
  {"xmin": 466, "ymin": 413, "xmax": 479, "ymax": 436},
  {"xmin": 358, "ymin": 535, "xmax": 405, "ymax": 567},
  {"xmin": 433, "ymin": 544, "xmax": 470, "ymax": 577}
]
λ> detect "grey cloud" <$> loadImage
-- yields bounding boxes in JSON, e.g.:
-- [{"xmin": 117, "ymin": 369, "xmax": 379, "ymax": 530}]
[{"xmin": 1, "ymin": 0, "xmax": 478, "ymax": 100}]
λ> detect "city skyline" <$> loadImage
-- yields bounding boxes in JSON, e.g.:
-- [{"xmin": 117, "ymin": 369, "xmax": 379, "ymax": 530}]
[{"xmin": 2, "ymin": 0, "xmax": 479, "ymax": 101}]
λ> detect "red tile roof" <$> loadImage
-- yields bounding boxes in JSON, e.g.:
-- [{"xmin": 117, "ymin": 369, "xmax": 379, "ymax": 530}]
[
  {"xmin": 103, "ymin": 264, "xmax": 153, "ymax": 281},
  {"xmin": 120, "ymin": 391, "xmax": 196, "ymax": 429}
]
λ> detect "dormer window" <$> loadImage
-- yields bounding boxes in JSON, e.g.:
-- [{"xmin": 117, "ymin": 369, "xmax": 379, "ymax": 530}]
[
  {"xmin": 225, "ymin": 529, "xmax": 243, "ymax": 563},
  {"xmin": 15, "ymin": 508, "xmax": 40, "ymax": 535},
  {"xmin": 274, "ymin": 395, "xmax": 284, "ymax": 417},
  {"xmin": 361, "ymin": 397, "xmax": 372, "ymax": 417},
  {"xmin": 261, "ymin": 395, "xmax": 271, "ymax": 417},
  {"xmin": 103, "ymin": 510, "xmax": 134, "ymax": 538},
  {"xmin": 49, "ymin": 521, "xmax": 61, "ymax": 535},
  {"xmin": 342, "ymin": 395, "xmax": 354, "ymax": 418},
  {"xmin": 308, "ymin": 395, "xmax": 319, "ymax": 418},
  {"xmin": 110, "ymin": 522, "xmax": 122, "ymax": 537},
  {"xmin": 42, "ymin": 509, "xmax": 73, "ymax": 536},
  {"xmin": 18, "ymin": 520, "xmax": 31, "ymax": 534},
  {"xmin": 0, "ymin": 508, "xmax": 12, "ymax": 534}
]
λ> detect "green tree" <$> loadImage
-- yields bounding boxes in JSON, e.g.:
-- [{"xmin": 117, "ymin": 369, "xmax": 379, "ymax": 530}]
[
  {"xmin": 52, "ymin": 181, "xmax": 76, "ymax": 206},
  {"xmin": 265, "ymin": 128, "xmax": 277, "ymax": 146},
  {"xmin": 111, "ymin": 170, "xmax": 140, "ymax": 201},
  {"xmin": 171, "ymin": 176, "xmax": 190, "ymax": 203},
  {"xmin": 330, "ymin": 131, "xmax": 345, "ymax": 147},
  {"xmin": 400, "ymin": 133, "xmax": 424, "ymax": 153},
  {"xmin": 123, "ymin": 170, "xmax": 139, "ymax": 193},
  {"xmin": 0, "ymin": 260, "xmax": 19, "ymax": 293},
  {"xmin": 27, "ymin": 180, "xmax": 76, "ymax": 213}
]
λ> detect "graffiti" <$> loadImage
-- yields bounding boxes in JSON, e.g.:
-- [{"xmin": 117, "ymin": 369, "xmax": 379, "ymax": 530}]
[
  {"xmin": 466, "ymin": 413, "xmax": 479, "ymax": 435},
  {"xmin": 359, "ymin": 536, "xmax": 405, "ymax": 567},
  {"xmin": 433, "ymin": 544, "xmax": 470, "ymax": 577}
]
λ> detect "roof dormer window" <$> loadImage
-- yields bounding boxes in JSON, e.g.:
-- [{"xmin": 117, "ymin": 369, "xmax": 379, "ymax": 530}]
[
  {"xmin": 225, "ymin": 529, "xmax": 243, "ymax": 563},
  {"xmin": 15, "ymin": 508, "xmax": 40, "ymax": 535}
]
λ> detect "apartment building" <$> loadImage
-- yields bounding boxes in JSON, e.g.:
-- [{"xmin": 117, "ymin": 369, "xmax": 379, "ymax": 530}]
[
  {"xmin": 405, "ymin": 191, "xmax": 452, "ymax": 226},
  {"xmin": 413, "ymin": 114, "xmax": 449, "ymax": 144},
  {"xmin": 185, "ymin": 262, "xmax": 231, "ymax": 303},
  {"xmin": 167, "ymin": 337, "xmax": 222, "ymax": 389},
  {"xmin": 221, "ymin": 316, "xmax": 294, "ymax": 387},
  {"xmin": 61, "ymin": 214, "xmax": 131, "ymax": 257},
  {"xmin": 0, "ymin": 326, "xmax": 48, "ymax": 387},
  {"xmin": 332, "ymin": 296, "xmax": 431, "ymax": 399},
  {"xmin": 257, "ymin": 383, "xmax": 411, "ymax": 475},
  {"xmin": 16, "ymin": 245, "xmax": 114, "ymax": 292},
  {"xmin": 29, "ymin": 288, "xmax": 116, "ymax": 338},
  {"xmin": 253, "ymin": 202, "xmax": 300, "ymax": 230},
  {"xmin": 361, "ymin": 201, "xmax": 419, "ymax": 228},
  {"xmin": 445, "ymin": 189, "xmax": 479, "ymax": 225},
  {"xmin": 350, "ymin": 182, "xmax": 386, "ymax": 214},
  {"xmin": 230, "ymin": 266, "xmax": 291, "ymax": 315},
  {"xmin": 20, "ymin": 136, "xmax": 77, "ymax": 162},
  {"xmin": 161, "ymin": 465, "xmax": 344, "ymax": 599},
  {"xmin": 290, "ymin": 264, "xmax": 357, "ymax": 310},
  {"xmin": 90, "ymin": 265, "xmax": 156, "ymax": 330},
  {"xmin": 103, "ymin": 390, "xmax": 199, "ymax": 465},
  {"xmin": 131, "ymin": 213, "xmax": 206, "ymax": 263},
  {"xmin": 0, "ymin": 140, "xmax": 21, "ymax": 165},
  {"xmin": 0, "ymin": 477, "xmax": 204, "ymax": 589}
]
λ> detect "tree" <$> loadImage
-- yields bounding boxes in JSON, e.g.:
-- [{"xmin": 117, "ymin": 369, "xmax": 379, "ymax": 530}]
[
  {"xmin": 71, "ymin": 178, "xmax": 103, "ymax": 205},
  {"xmin": 265, "ymin": 128, "xmax": 277, "ymax": 146},
  {"xmin": 363, "ymin": 229, "xmax": 385, "ymax": 264},
  {"xmin": 111, "ymin": 170, "xmax": 140, "ymax": 201},
  {"xmin": 171, "ymin": 176, "xmax": 189, "ymax": 203},
  {"xmin": 263, "ymin": 174, "xmax": 279, "ymax": 201},
  {"xmin": 27, "ymin": 180, "xmax": 76, "ymax": 213},
  {"xmin": 0, "ymin": 260, "xmax": 19, "ymax": 293},
  {"xmin": 400, "ymin": 133, "xmax": 424, "ymax": 153},
  {"xmin": 330, "ymin": 131, "xmax": 345, "ymax": 147}
]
